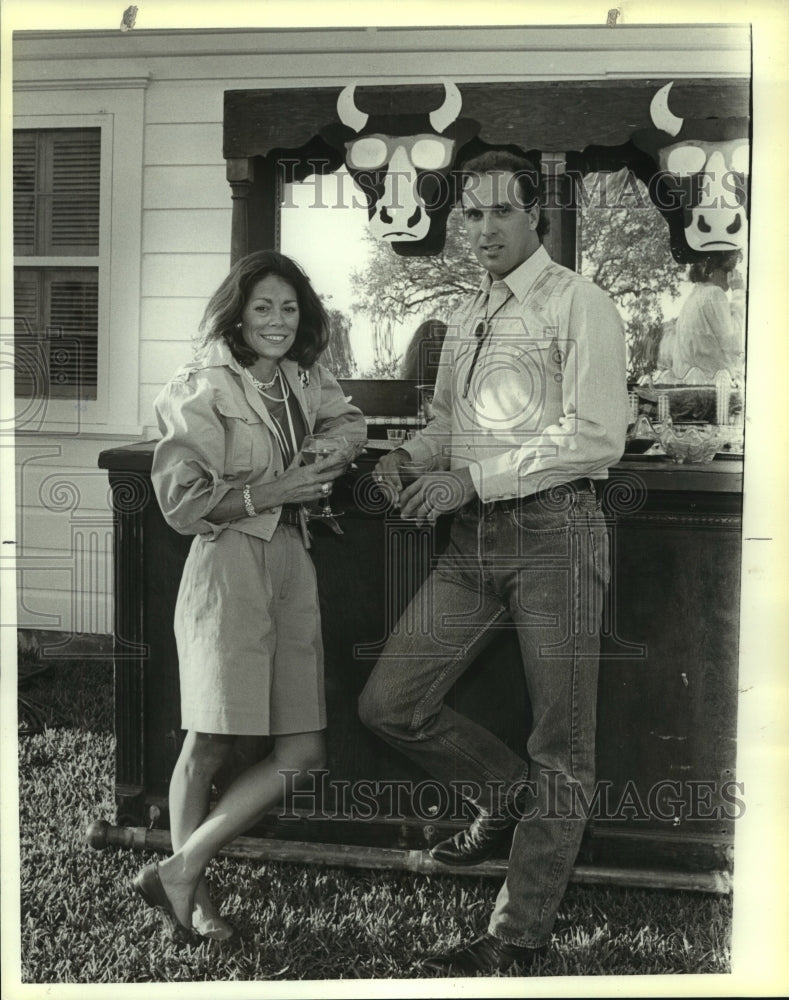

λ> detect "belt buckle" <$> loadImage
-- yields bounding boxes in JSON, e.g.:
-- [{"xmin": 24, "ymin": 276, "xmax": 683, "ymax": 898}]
[{"xmin": 279, "ymin": 505, "xmax": 300, "ymax": 526}]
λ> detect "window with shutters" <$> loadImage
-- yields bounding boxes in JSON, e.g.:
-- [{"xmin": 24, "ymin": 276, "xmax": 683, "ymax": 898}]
[{"xmin": 13, "ymin": 128, "xmax": 101, "ymax": 400}]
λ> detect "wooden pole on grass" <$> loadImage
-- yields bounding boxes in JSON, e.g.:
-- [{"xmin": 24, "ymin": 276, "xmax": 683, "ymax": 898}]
[{"xmin": 86, "ymin": 820, "xmax": 732, "ymax": 894}]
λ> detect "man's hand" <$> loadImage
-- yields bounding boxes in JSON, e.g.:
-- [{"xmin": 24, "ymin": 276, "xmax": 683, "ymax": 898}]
[
  {"xmin": 373, "ymin": 447, "xmax": 410, "ymax": 499},
  {"xmin": 399, "ymin": 467, "xmax": 477, "ymax": 522}
]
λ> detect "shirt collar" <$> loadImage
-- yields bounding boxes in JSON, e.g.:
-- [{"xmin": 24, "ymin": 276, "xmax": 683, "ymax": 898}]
[
  {"xmin": 478, "ymin": 244, "xmax": 552, "ymax": 304},
  {"xmin": 198, "ymin": 337, "xmax": 242, "ymax": 373}
]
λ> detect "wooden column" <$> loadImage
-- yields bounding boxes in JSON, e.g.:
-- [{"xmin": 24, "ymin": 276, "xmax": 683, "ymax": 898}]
[
  {"xmin": 541, "ymin": 151, "xmax": 577, "ymax": 270},
  {"xmin": 227, "ymin": 157, "xmax": 255, "ymax": 264}
]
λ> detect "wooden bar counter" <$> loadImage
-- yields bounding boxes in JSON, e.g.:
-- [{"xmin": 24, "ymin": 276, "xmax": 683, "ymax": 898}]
[{"xmin": 97, "ymin": 441, "xmax": 742, "ymax": 886}]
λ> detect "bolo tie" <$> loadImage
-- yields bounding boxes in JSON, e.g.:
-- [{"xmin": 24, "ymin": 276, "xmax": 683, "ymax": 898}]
[{"xmin": 462, "ymin": 286, "xmax": 513, "ymax": 399}]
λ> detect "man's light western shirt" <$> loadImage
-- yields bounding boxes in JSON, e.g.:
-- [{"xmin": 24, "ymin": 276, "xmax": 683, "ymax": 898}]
[{"xmin": 402, "ymin": 245, "xmax": 630, "ymax": 503}]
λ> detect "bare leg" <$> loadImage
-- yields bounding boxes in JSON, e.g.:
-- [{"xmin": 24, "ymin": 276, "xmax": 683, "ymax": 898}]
[
  {"xmin": 167, "ymin": 730, "xmax": 235, "ymax": 936},
  {"xmin": 157, "ymin": 730, "xmax": 326, "ymax": 929}
]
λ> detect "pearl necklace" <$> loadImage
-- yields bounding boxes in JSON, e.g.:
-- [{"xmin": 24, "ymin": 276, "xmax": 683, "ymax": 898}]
[
  {"xmin": 242, "ymin": 367, "xmax": 298, "ymax": 463},
  {"xmin": 244, "ymin": 366, "xmax": 279, "ymax": 392}
]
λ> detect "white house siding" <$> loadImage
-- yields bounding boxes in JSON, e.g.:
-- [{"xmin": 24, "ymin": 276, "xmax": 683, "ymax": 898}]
[{"xmin": 10, "ymin": 25, "xmax": 751, "ymax": 635}]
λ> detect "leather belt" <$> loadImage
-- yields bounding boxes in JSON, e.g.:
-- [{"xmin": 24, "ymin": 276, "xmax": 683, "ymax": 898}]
[
  {"xmin": 278, "ymin": 504, "xmax": 303, "ymax": 526},
  {"xmin": 475, "ymin": 477, "xmax": 598, "ymax": 514}
]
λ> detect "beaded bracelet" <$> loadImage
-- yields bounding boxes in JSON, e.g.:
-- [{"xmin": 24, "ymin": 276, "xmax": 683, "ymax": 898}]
[{"xmin": 242, "ymin": 484, "xmax": 257, "ymax": 517}]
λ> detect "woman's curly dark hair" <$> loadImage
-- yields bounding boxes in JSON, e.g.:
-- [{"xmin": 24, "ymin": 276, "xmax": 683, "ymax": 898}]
[
  {"xmin": 199, "ymin": 250, "xmax": 329, "ymax": 368},
  {"xmin": 400, "ymin": 319, "xmax": 448, "ymax": 382},
  {"xmin": 688, "ymin": 250, "xmax": 742, "ymax": 284}
]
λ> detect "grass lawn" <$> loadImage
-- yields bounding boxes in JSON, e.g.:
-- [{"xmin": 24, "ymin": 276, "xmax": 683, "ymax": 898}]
[{"xmin": 15, "ymin": 658, "xmax": 733, "ymax": 983}]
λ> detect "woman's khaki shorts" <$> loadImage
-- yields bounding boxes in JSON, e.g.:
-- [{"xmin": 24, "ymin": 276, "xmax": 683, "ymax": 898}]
[{"xmin": 174, "ymin": 525, "xmax": 326, "ymax": 735}]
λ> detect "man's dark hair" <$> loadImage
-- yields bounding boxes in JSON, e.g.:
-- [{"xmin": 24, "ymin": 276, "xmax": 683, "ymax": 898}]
[{"xmin": 458, "ymin": 150, "xmax": 549, "ymax": 240}]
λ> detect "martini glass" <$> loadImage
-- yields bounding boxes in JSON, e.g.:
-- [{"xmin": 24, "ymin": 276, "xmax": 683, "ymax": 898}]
[{"xmin": 300, "ymin": 434, "xmax": 349, "ymax": 521}]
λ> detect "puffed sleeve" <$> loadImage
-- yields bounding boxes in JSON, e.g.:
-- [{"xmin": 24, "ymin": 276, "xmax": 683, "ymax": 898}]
[{"xmin": 151, "ymin": 376, "xmax": 234, "ymax": 538}]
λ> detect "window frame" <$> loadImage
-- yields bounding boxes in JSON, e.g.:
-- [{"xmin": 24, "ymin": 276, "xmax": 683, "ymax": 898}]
[
  {"xmin": 12, "ymin": 82, "xmax": 146, "ymax": 437},
  {"xmin": 13, "ymin": 125, "xmax": 103, "ymax": 403}
]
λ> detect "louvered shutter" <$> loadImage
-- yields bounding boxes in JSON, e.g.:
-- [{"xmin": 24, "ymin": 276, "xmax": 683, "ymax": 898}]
[
  {"xmin": 13, "ymin": 133, "xmax": 37, "ymax": 255},
  {"xmin": 13, "ymin": 128, "xmax": 101, "ymax": 399},
  {"xmin": 14, "ymin": 129, "xmax": 100, "ymax": 255},
  {"xmin": 48, "ymin": 274, "xmax": 99, "ymax": 396},
  {"xmin": 50, "ymin": 131, "xmax": 101, "ymax": 255},
  {"xmin": 13, "ymin": 270, "xmax": 43, "ymax": 397}
]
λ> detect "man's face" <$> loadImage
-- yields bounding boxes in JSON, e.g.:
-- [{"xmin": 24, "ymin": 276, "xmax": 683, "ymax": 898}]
[{"xmin": 461, "ymin": 171, "xmax": 541, "ymax": 278}]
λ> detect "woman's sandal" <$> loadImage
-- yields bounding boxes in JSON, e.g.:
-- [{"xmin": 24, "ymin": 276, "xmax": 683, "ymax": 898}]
[{"xmin": 132, "ymin": 861, "xmax": 198, "ymax": 945}]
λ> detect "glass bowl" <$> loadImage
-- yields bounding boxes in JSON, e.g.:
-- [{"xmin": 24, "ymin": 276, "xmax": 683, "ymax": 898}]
[{"xmin": 656, "ymin": 422, "xmax": 722, "ymax": 465}]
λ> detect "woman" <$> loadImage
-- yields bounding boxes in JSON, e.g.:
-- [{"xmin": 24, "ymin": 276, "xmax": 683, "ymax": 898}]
[
  {"xmin": 671, "ymin": 251, "xmax": 745, "ymax": 383},
  {"xmin": 400, "ymin": 318, "xmax": 448, "ymax": 384},
  {"xmin": 132, "ymin": 251, "xmax": 366, "ymax": 943}
]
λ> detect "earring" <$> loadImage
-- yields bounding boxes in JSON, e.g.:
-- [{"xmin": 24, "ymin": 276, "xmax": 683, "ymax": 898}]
[{"xmin": 235, "ymin": 322, "xmax": 242, "ymax": 329}]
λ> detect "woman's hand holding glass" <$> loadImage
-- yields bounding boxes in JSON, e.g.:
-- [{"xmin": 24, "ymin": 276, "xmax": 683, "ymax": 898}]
[
  {"xmin": 270, "ymin": 441, "xmax": 352, "ymax": 508},
  {"xmin": 300, "ymin": 434, "xmax": 354, "ymax": 520}
]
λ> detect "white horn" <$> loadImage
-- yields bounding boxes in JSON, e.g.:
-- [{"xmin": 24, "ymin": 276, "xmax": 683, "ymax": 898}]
[
  {"xmin": 430, "ymin": 80, "xmax": 462, "ymax": 134},
  {"xmin": 337, "ymin": 84, "xmax": 368, "ymax": 133},
  {"xmin": 650, "ymin": 82, "xmax": 683, "ymax": 138}
]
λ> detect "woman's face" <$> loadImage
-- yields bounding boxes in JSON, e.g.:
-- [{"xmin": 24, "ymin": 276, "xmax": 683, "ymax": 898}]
[{"xmin": 240, "ymin": 274, "xmax": 300, "ymax": 365}]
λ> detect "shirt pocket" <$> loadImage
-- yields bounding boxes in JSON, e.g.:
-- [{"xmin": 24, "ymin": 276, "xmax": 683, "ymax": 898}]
[{"xmin": 215, "ymin": 397, "xmax": 268, "ymax": 474}]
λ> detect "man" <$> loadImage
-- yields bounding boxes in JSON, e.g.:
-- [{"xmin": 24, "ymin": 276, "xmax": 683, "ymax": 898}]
[{"xmin": 358, "ymin": 149, "xmax": 629, "ymax": 976}]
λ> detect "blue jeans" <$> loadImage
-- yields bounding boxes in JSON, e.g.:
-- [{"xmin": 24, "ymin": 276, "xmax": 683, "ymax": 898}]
[{"xmin": 358, "ymin": 484, "xmax": 610, "ymax": 947}]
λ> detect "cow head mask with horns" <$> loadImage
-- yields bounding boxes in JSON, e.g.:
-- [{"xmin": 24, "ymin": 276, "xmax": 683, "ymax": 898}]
[
  {"xmin": 632, "ymin": 82, "xmax": 750, "ymax": 264},
  {"xmin": 320, "ymin": 81, "xmax": 480, "ymax": 256}
]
